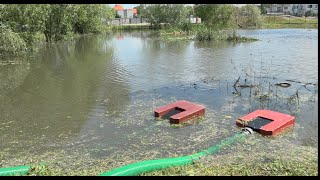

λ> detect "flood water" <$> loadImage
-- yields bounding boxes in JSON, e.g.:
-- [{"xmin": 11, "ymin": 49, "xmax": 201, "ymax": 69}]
[{"xmin": 0, "ymin": 29, "xmax": 318, "ymax": 171}]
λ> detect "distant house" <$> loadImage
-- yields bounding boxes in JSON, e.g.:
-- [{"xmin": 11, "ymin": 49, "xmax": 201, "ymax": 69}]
[
  {"xmin": 113, "ymin": 5, "xmax": 138, "ymax": 18},
  {"xmin": 293, "ymin": 4, "xmax": 318, "ymax": 16},
  {"xmin": 266, "ymin": 4, "xmax": 318, "ymax": 16}
]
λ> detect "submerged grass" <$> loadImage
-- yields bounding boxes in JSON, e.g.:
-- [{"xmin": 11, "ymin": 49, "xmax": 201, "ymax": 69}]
[
  {"xmin": 12, "ymin": 133, "xmax": 316, "ymax": 176},
  {"xmin": 142, "ymin": 159, "xmax": 318, "ymax": 176}
]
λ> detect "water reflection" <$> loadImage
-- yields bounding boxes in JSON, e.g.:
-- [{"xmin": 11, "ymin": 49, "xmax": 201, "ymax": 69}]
[{"xmin": 0, "ymin": 34, "xmax": 131, "ymax": 151}]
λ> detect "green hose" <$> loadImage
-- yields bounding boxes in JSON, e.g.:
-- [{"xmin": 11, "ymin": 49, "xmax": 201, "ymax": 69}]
[
  {"xmin": 0, "ymin": 165, "xmax": 30, "ymax": 176},
  {"xmin": 100, "ymin": 131, "xmax": 247, "ymax": 176}
]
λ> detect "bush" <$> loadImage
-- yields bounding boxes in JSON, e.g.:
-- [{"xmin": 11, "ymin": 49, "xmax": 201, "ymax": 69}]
[
  {"xmin": 226, "ymin": 31, "xmax": 258, "ymax": 42},
  {"xmin": 196, "ymin": 26, "xmax": 223, "ymax": 41},
  {"xmin": 180, "ymin": 22, "xmax": 192, "ymax": 34},
  {"xmin": 305, "ymin": 10, "xmax": 312, "ymax": 17},
  {"xmin": 0, "ymin": 24, "xmax": 27, "ymax": 55}
]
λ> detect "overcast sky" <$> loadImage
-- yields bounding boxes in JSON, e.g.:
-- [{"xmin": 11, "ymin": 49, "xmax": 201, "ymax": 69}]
[{"xmin": 108, "ymin": 4, "xmax": 137, "ymax": 9}]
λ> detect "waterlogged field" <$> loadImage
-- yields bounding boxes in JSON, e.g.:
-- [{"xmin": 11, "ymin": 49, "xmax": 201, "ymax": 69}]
[{"xmin": 0, "ymin": 29, "xmax": 317, "ymax": 175}]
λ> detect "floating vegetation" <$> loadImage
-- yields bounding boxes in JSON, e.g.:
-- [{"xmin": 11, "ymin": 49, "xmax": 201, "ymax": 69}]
[
  {"xmin": 169, "ymin": 124, "xmax": 183, "ymax": 128},
  {"xmin": 159, "ymin": 32, "xmax": 195, "ymax": 41},
  {"xmin": 226, "ymin": 35, "xmax": 258, "ymax": 42}
]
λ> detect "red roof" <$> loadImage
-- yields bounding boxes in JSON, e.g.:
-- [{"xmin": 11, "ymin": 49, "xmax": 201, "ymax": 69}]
[{"xmin": 114, "ymin": 4, "xmax": 124, "ymax": 11}]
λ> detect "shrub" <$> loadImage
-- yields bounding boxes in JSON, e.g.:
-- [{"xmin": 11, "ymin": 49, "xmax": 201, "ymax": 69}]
[{"xmin": 0, "ymin": 24, "xmax": 27, "ymax": 55}]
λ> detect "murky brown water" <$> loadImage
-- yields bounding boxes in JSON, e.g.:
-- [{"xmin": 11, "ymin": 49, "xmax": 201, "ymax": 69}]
[{"xmin": 0, "ymin": 29, "xmax": 317, "ymax": 168}]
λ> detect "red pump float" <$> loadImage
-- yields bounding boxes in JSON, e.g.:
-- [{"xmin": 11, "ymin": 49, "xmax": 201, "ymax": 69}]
[
  {"xmin": 154, "ymin": 100, "xmax": 205, "ymax": 124},
  {"xmin": 236, "ymin": 109, "xmax": 295, "ymax": 135}
]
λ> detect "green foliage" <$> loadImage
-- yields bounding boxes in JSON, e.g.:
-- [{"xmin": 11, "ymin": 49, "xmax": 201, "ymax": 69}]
[
  {"xmin": 196, "ymin": 26, "xmax": 223, "ymax": 41},
  {"xmin": 260, "ymin": 4, "xmax": 271, "ymax": 14},
  {"xmin": 194, "ymin": 4, "xmax": 236, "ymax": 30},
  {"xmin": 180, "ymin": 22, "xmax": 192, "ymax": 34},
  {"xmin": 44, "ymin": 4, "xmax": 77, "ymax": 42},
  {"xmin": 136, "ymin": 4, "xmax": 145, "ymax": 18},
  {"xmin": 142, "ymin": 4, "xmax": 189, "ymax": 28},
  {"xmin": 0, "ymin": 24, "xmax": 26, "ymax": 55},
  {"xmin": 185, "ymin": 6, "xmax": 194, "ymax": 16},
  {"xmin": 72, "ymin": 5, "xmax": 109, "ymax": 34},
  {"xmin": 101, "ymin": 5, "xmax": 115, "ymax": 21},
  {"xmin": 226, "ymin": 31, "xmax": 258, "ymax": 42},
  {"xmin": 305, "ymin": 10, "xmax": 312, "ymax": 17},
  {"xmin": 0, "ymin": 4, "xmax": 114, "ymax": 55},
  {"xmin": 235, "ymin": 5, "xmax": 262, "ymax": 28},
  {"xmin": 0, "ymin": 4, "xmax": 48, "ymax": 45}
]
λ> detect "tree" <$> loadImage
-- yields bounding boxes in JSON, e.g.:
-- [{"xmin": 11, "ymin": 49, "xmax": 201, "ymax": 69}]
[
  {"xmin": 0, "ymin": 4, "xmax": 111, "ymax": 55},
  {"xmin": 44, "ymin": 4, "xmax": 75, "ymax": 42},
  {"xmin": 102, "ymin": 5, "xmax": 115, "ymax": 21},
  {"xmin": 136, "ymin": 4, "xmax": 145, "ymax": 18},
  {"xmin": 0, "ymin": 4, "xmax": 49, "ymax": 45},
  {"xmin": 72, "ymin": 4, "xmax": 106, "ymax": 34},
  {"xmin": 185, "ymin": 6, "xmax": 194, "ymax": 16},
  {"xmin": 235, "ymin": 5, "xmax": 262, "ymax": 28},
  {"xmin": 260, "ymin": 4, "xmax": 272, "ymax": 14},
  {"xmin": 142, "ymin": 4, "xmax": 188, "ymax": 28},
  {"xmin": 194, "ymin": 4, "xmax": 236, "ymax": 30},
  {"xmin": 0, "ymin": 24, "xmax": 27, "ymax": 55}
]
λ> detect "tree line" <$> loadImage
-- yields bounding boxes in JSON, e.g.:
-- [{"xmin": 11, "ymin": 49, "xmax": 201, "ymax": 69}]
[
  {"xmin": 138, "ymin": 4, "xmax": 262, "ymax": 30},
  {"xmin": 0, "ymin": 4, "xmax": 114, "ymax": 55}
]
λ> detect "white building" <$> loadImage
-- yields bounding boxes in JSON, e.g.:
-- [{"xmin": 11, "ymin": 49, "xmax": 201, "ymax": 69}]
[{"xmin": 266, "ymin": 4, "xmax": 318, "ymax": 16}]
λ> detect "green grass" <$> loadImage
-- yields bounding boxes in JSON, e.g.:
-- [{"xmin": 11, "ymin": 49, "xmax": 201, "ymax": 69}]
[
  {"xmin": 141, "ymin": 159, "xmax": 318, "ymax": 176},
  {"xmin": 261, "ymin": 23, "xmax": 318, "ymax": 29},
  {"xmin": 24, "ymin": 149, "xmax": 317, "ymax": 176},
  {"xmin": 261, "ymin": 15, "xmax": 318, "ymax": 29}
]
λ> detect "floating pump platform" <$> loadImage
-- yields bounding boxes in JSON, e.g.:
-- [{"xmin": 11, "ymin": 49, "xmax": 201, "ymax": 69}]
[
  {"xmin": 236, "ymin": 109, "xmax": 295, "ymax": 135},
  {"xmin": 154, "ymin": 100, "xmax": 205, "ymax": 124}
]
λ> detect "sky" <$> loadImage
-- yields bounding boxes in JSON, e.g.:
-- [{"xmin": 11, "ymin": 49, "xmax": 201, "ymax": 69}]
[{"xmin": 108, "ymin": 4, "xmax": 137, "ymax": 9}]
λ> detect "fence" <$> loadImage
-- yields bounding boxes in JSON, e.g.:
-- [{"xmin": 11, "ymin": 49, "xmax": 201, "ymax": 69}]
[{"xmin": 110, "ymin": 18, "xmax": 147, "ymax": 25}]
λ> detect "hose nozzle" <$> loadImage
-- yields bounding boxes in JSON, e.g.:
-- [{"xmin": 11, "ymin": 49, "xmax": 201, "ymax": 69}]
[{"xmin": 242, "ymin": 127, "xmax": 253, "ymax": 135}]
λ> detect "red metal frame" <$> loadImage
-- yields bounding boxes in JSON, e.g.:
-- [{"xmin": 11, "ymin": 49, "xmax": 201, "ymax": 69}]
[
  {"xmin": 154, "ymin": 100, "xmax": 205, "ymax": 124},
  {"xmin": 236, "ymin": 109, "xmax": 295, "ymax": 135}
]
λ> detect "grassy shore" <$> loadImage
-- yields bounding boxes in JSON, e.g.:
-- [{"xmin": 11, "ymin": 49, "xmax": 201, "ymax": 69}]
[
  {"xmin": 142, "ymin": 160, "xmax": 318, "ymax": 176},
  {"xmin": 261, "ymin": 15, "xmax": 318, "ymax": 29}
]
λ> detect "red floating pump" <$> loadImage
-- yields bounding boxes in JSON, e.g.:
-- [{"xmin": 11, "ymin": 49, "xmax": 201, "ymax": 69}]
[
  {"xmin": 236, "ymin": 109, "xmax": 295, "ymax": 135},
  {"xmin": 154, "ymin": 100, "xmax": 205, "ymax": 124}
]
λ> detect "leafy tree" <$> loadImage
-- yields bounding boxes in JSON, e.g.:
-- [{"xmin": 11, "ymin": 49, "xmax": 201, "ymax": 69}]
[
  {"xmin": 0, "ymin": 4, "xmax": 48, "ymax": 45},
  {"xmin": 235, "ymin": 5, "xmax": 262, "ymax": 28},
  {"xmin": 0, "ymin": 24, "xmax": 26, "ymax": 55},
  {"xmin": 43, "ymin": 4, "xmax": 75, "ymax": 42},
  {"xmin": 260, "ymin": 4, "xmax": 271, "ymax": 14},
  {"xmin": 102, "ymin": 5, "xmax": 115, "ymax": 21},
  {"xmin": 194, "ymin": 4, "xmax": 236, "ymax": 30},
  {"xmin": 72, "ymin": 4, "xmax": 106, "ymax": 34},
  {"xmin": 136, "ymin": 4, "xmax": 145, "ymax": 18},
  {"xmin": 185, "ymin": 5, "xmax": 194, "ymax": 16},
  {"xmin": 142, "ymin": 4, "xmax": 188, "ymax": 28}
]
